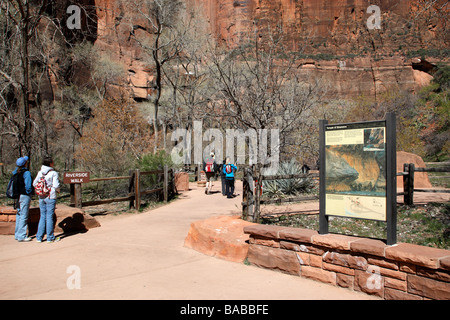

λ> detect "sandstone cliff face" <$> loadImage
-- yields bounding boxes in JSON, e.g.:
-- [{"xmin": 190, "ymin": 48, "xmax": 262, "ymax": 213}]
[
  {"xmin": 93, "ymin": 0, "xmax": 448, "ymax": 99},
  {"xmin": 95, "ymin": 0, "xmax": 155, "ymax": 100}
]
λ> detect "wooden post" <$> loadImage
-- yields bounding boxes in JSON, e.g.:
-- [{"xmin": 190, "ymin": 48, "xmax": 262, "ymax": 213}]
[
  {"xmin": 128, "ymin": 169, "xmax": 135, "ymax": 209},
  {"xmin": 163, "ymin": 165, "xmax": 168, "ymax": 203},
  {"xmin": 403, "ymin": 163, "xmax": 410, "ymax": 205},
  {"xmin": 403, "ymin": 163, "xmax": 415, "ymax": 206},
  {"xmin": 408, "ymin": 163, "xmax": 415, "ymax": 205},
  {"xmin": 70, "ymin": 183, "xmax": 82, "ymax": 208},
  {"xmin": 254, "ymin": 165, "xmax": 261, "ymax": 223},
  {"xmin": 242, "ymin": 166, "xmax": 250, "ymax": 221},
  {"xmin": 135, "ymin": 169, "xmax": 141, "ymax": 211}
]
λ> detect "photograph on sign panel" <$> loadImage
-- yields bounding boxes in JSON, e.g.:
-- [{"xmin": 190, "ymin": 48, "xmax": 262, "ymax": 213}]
[
  {"xmin": 363, "ymin": 128, "xmax": 385, "ymax": 152},
  {"xmin": 325, "ymin": 128, "xmax": 386, "ymax": 197}
]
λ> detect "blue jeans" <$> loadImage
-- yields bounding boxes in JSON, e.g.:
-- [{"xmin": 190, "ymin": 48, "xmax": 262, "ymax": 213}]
[
  {"xmin": 37, "ymin": 198, "xmax": 57, "ymax": 241},
  {"xmin": 15, "ymin": 194, "xmax": 31, "ymax": 240}
]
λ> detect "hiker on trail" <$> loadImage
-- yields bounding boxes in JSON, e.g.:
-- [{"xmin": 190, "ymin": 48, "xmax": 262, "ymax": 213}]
[
  {"xmin": 203, "ymin": 152, "xmax": 217, "ymax": 195},
  {"xmin": 33, "ymin": 156, "xmax": 60, "ymax": 243},
  {"xmin": 223, "ymin": 157, "xmax": 237, "ymax": 199},
  {"xmin": 12, "ymin": 156, "xmax": 34, "ymax": 242},
  {"xmin": 220, "ymin": 158, "xmax": 226, "ymax": 196}
]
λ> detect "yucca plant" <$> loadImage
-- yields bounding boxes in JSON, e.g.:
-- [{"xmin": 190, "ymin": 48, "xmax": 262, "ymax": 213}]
[{"xmin": 263, "ymin": 159, "xmax": 314, "ymax": 197}]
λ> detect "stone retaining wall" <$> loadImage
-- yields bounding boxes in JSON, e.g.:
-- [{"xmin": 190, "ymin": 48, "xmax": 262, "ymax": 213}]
[{"xmin": 244, "ymin": 225, "xmax": 450, "ymax": 300}]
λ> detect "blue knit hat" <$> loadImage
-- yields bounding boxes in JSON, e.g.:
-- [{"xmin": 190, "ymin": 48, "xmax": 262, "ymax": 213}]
[{"xmin": 16, "ymin": 156, "xmax": 29, "ymax": 167}]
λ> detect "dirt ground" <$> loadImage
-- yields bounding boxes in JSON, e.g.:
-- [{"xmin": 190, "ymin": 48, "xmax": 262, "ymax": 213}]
[{"xmin": 0, "ymin": 181, "xmax": 381, "ymax": 300}]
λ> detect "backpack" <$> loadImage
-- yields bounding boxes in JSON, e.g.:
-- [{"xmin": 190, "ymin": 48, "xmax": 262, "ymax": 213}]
[
  {"xmin": 205, "ymin": 158, "xmax": 214, "ymax": 173},
  {"xmin": 35, "ymin": 170, "xmax": 52, "ymax": 197},
  {"xmin": 225, "ymin": 164, "xmax": 232, "ymax": 174},
  {"xmin": 6, "ymin": 172, "xmax": 23, "ymax": 199}
]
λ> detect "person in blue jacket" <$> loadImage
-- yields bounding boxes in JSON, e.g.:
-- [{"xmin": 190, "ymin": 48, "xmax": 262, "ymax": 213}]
[
  {"xmin": 223, "ymin": 157, "xmax": 237, "ymax": 198},
  {"xmin": 13, "ymin": 156, "xmax": 34, "ymax": 242}
]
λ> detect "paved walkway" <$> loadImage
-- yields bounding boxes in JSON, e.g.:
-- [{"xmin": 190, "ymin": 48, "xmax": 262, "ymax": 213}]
[{"xmin": 0, "ymin": 182, "xmax": 377, "ymax": 300}]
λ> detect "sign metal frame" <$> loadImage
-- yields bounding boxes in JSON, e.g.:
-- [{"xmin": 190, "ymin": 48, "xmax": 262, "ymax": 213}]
[{"xmin": 319, "ymin": 113, "xmax": 397, "ymax": 245}]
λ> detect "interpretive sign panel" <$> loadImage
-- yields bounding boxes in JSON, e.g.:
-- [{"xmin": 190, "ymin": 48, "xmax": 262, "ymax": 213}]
[
  {"xmin": 319, "ymin": 113, "xmax": 397, "ymax": 244},
  {"xmin": 325, "ymin": 122, "xmax": 387, "ymax": 221}
]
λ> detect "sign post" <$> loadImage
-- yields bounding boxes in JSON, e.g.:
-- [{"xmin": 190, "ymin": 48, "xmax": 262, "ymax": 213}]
[
  {"xmin": 63, "ymin": 172, "xmax": 90, "ymax": 209},
  {"xmin": 319, "ymin": 113, "xmax": 397, "ymax": 245}
]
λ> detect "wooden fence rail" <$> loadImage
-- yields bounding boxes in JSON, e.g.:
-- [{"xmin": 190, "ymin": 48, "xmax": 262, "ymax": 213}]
[
  {"xmin": 69, "ymin": 166, "xmax": 174, "ymax": 210},
  {"xmin": 242, "ymin": 165, "xmax": 319, "ymax": 223},
  {"xmin": 398, "ymin": 162, "xmax": 450, "ymax": 205}
]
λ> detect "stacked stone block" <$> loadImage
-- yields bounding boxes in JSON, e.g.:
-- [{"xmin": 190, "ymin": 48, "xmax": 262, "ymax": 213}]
[{"xmin": 244, "ymin": 225, "xmax": 450, "ymax": 300}]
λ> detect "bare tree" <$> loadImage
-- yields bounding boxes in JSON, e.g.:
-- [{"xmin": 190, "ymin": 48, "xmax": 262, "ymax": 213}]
[
  {"xmin": 128, "ymin": 0, "xmax": 184, "ymax": 152},
  {"xmin": 204, "ymin": 24, "xmax": 330, "ymax": 161},
  {"xmin": 0, "ymin": 0, "xmax": 50, "ymax": 157}
]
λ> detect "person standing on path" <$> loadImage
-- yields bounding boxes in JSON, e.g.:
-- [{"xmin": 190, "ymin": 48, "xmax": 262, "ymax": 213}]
[
  {"xmin": 220, "ymin": 158, "xmax": 226, "ymax": 196},
  {"xmin": 33, "ymin": 156, "xmax": 60, "ymax": 243},
  {"xmin": 203, "ymin": 152, "xmax": 217, "ymax": 195},
  {"xmin": 13, "ymin": 156, "xmax": 34, "ymax": 242},
  {"xmin": 223, "ymin": 157, "xmax": 237, "ymax": 199}
]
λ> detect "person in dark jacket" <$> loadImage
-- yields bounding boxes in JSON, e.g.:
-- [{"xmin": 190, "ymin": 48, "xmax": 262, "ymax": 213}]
[
  {"xmin": 220, "ymin": 158, "xmax": 226, "ymax": 196},
  {"xmin": 13, "ymin": 156, "xmax": 34, "ymax": 242}
]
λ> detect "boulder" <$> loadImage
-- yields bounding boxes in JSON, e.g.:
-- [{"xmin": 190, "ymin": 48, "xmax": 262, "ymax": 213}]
[
  {"xmin": 174, "ymin": 172, "xmax": 190, "ymax": 191},
  {"xmin": 397, "ymin": 151, "xmax": 432, "ymax": 188},
  {"xmin": 0, "ymin": 204, "xmax": 100, "ymax": 235},
  {"xmin": 54, "ymin": 204, "xmax": 101, "ymax": 234},
  {"xmin": 184, "ymin": 215, "xmax": 255, "ymax": 263}
]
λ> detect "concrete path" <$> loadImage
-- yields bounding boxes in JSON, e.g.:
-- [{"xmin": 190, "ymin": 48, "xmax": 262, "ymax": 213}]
[{"xmin": 0, "ymin": 182, "xmax": 377, "ymax": 300}]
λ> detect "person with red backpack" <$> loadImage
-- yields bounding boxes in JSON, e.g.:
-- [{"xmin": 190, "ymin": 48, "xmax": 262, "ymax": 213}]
[
  {"xmin": 11, "ymin": 156, "xmax": 34, "ymax": 242},
  {"xmin": 223, "ymin": 157, "xmax": 237, "ymax": 198},
  {"xmin": 33, "ymin": 156, "xmax": 60, "ymax": 243},
  {"xmin": 203, "ymin": 152, "xmax": 217, "ymax": 195}
]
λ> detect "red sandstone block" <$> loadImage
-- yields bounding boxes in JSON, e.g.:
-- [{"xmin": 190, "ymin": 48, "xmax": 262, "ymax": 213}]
[
  {"xmin": 416, "ymin": 266, "xmax": 450, "ymax": 282},
  {"xmin": 311, "ymin": 233, "xmax": 359, "ymax": 251},
  {"xmin": 250, "ymin": 237, "xmax": 280, "ymax": 248},
  {"xmin": 243, "ymin": 225, "xmax": 286, "ymax": 239},
  {"xmin": 247, "ymin": 244, "xmax": 301, "ymax": 276},
  {"xmin": 385, "ymin": 243, "xmax": 450, "ymax": 269},
  {"xmin": 0, "ymin": 222, "xmax": 15, "ymax": 235},
  {"xmin": 322, "ymin": 251, "xmax": 368, "ymax": 271},
  {"xmin": 350, "ymin": 238, "xmax": 388, "ymax": 257},
  {"xmin": 0, "ymin": 214, "xmax": 8, "ymax": 222},
  {"xmin": 336, "ymin": 273, "xmax": 354, "ymax": 289},
  {"xmin": 301, "ymin": 266, "xmax": 336, "ymax": 286},
  {"xmin": 368, "ymin": 257, "xmax": 399, "ymax": 270},
  {"xmin": 323, "ymin": 262, "xmax": 355, "ymax": 276},
  {"xmin": 378, "ymin": 266, "xmax": 407, "ymax": 281},
  {"xmin": 354, "ymin": 268, "xmax": 384, "ymax": 298},
  {"xmin": 296, "ymin": 251, "xmax": 310, "ymax": 266},
  {"xmin": 384, "ymin": 288, "xmax": 422, "ymax": 300},
  {"xmin": 278, "ymin": 228, "xmax": 318, "ymax": 244},
  {"xmin": 0, "ymin": 207, "xmax": 16, "ymax": 214},
  {"xmin": 407, "ymin": 274, "xmax": 450, "ymax": 300},
  {"xmin": 310, "ymin": 254, "xmax": 323, "ymax": 268},
  {"xmin": 439, "ymin": 256, "xmax": 450, "ymax": 271},
  {"xmin": 385, "ymin": 277, "xmax": 407, "ymax": 291}
]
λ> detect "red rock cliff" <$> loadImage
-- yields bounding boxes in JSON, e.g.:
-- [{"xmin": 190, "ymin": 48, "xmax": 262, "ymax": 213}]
[{"xmin": 93, "ymin": 0, "xmax": 449, "ymax": 99}]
